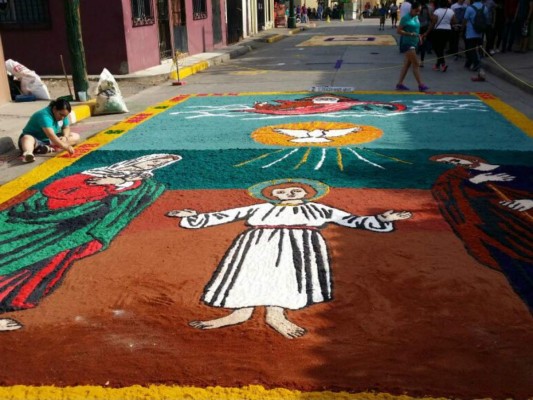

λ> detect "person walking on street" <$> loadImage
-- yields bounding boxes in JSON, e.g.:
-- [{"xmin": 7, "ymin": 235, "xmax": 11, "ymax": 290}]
[
  {"xmin": 463, "ymin": 0, "xmax": 489, "ymax": 71},
  {"xmin": 18, "ymin": 98, "xmax": 79, "ymax": 163},
  {"xmin": 379, "ymin": 3, "xmax": 388, "ymax": 29},
  {"xmin": 317, "ymin": 3, "xmax": 324, "ymax": 20},
  {"xmin": 396, "ymin": 1, "xmax": 429, "ymax": 91},
  {"xmin": 484, "ymin": 0, "xmax": 497, "ymax": 54},
  {"xmin": 390, "ymin": 2, "xmax": 399, "ymax": 26},
  {"xmin": 500, "ymin": 0, "xmax": 518, "ymax": 51},
  {"xmin": 431, "ymin": 0, "xmax": 456, "ymax": 71},
  {"xmin": 450, "ymin": 0, "xmax": 467, "ymax": 59},
  {"xmin": 302, "ymin": 4, "xmax": 308, "ymax": 23},
  {"xmin": 516, "ymin": 0, "xmax": 533, "ymax": 52},
  {"xmin": 417, "ymin": 0, "xmax": 433, "ymax": 67}
]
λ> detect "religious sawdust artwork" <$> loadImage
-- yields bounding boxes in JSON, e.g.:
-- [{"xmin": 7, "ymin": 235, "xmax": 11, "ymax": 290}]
[
  {"xmin": 298, "ymin": 35, "xmax": 398, "ymax": 47},
  {"xmin": 0, "ymin": 154, "xmax": 181, "ymax": 331},
  {"xmin": 0, "ymin": 92, "xmax": 532, "ymax": 400},
  {"xmin": 167, "ymin": 178, "xmax": 411, "ymax": 339}
]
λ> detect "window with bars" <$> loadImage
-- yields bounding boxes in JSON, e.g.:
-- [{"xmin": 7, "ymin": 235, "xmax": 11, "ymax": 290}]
[
  {"xmin": 0, "ymin": 0, "xmax": 51, "ymax": 29},
  {"xmin": 131, "ymin": 0, "xmax": 155, "ymax": 26},
  {"xmin": 192, "ymin": 0, "xmax": 207, "ymax": 20}
]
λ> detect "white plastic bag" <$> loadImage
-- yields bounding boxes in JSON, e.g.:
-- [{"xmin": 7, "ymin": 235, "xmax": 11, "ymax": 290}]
[
  {"xmin": 5, "ymin": 59, "xmax": 51, "ymax": 100},
  {"xmin": 93, "ymin": 68, "xmax": 128, "ymax": 115}
]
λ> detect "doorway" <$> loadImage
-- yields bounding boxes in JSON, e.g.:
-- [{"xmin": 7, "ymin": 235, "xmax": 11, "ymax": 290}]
[
  {"xmin": 257, "ymin": 0, "xmax": 265, "ymax": 31},
  {"xmin": 226, "ymin": 0, "xmax": 243, "ymax": 44},
  {"xmin": 157, "ymin": 0, "xmax": 172, "ymax": 59},
  {"xmin": 172, "ymin": 0, "xmax": 188, "ymax": 53}
]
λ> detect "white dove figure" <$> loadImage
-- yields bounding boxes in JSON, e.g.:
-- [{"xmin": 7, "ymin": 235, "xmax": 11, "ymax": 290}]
[{"xmin": 274, "ymin": 127, "xmax": 361, "ymax": 143}]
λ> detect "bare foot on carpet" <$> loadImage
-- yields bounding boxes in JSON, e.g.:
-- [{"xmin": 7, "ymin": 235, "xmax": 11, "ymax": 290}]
[
  {"xmin": 266, "ymin": 306, "xmax": 306, "ymax": 339},
  {"xmin": 190, "ymin": 307, "xmax": 254, "ymax": 329}
]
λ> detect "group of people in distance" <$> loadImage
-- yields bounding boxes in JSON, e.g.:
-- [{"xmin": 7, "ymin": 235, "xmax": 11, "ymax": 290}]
[{"xmin": 393, "ymin": 0, "xmax": 532, "ymax": 90}]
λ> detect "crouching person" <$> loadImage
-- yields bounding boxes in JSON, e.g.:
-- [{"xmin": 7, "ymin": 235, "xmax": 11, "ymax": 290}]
[{"xmin": 19, "ymin": 98, "xmax": 80, "ymax": 163}]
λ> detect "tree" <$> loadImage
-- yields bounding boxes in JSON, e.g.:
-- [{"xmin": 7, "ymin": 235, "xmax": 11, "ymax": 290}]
[{"xmin": 64, "ymin": 0, "xmax": 89, "ymax": 101}]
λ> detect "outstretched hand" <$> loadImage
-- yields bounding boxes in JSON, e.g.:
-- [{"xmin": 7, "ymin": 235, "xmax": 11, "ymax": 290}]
[
  {"xmin": 500, "ymin": 199, "xmax": 533, "ymax": 212},
  {"xmin": 470, "ymin": 172, "xmax": 515, "ymax": 184},
  {"xmin": 166, "ymin": 209, "xmax": 198, "ymax": 218},
  {"xmin": 378, "ymin": 210, "xmax": 412, "ymax": 222}
]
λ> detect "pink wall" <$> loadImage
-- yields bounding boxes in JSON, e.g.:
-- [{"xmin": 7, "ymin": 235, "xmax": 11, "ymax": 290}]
[
  {"xmin": 185, "ymin": 0, "xmax": 227, "ymax": 55},
  {"xmin": 1, "ymin": 1, "xmax": 161, "ymax": 75},
  {"xmin": 79, "ymin": 1, "xmax": 129, "ymax": 74},
  {"xmin": 121, "ymin": 0, "xmax": 161, "ymax": 73},
  {"xmin": 1, "ymin": 2, "xmax": 69, "ymax": 75}
]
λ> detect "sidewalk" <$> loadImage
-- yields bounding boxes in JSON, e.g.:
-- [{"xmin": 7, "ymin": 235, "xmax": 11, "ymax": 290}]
[{"xmin": 480, "ymin": 50, "xmax": 533, "ymax": 95}]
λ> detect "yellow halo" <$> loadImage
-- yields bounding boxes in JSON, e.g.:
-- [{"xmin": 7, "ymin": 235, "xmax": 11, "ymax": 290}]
[{"xmin": 251, "ymin": 121, "xmax": 383, "ymax": 147}]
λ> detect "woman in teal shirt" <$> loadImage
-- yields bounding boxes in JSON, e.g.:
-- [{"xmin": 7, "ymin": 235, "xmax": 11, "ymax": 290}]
[
  {"xmin": 395, "ymin": 1, "xmax": 429, "ymax": 92},
  {"xmin": 19, "ymin": 98, "xmax": 80, "ymax": 163}
]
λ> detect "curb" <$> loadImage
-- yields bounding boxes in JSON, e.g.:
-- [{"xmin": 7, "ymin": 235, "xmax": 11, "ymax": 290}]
[
  {"xmin": 168, "ymin": 46, "xmax": 253, "ymax": 81},
  {"xmin": 256, "ymin": 34, "xmax": 285, "ymax": 43},
  {"xmin": 70, "ymin": 101, "xmax": 94, "ymax": 124},
  {"xmin": 481, "ymin": 58, "xmax": 533, "ymax": 96}
]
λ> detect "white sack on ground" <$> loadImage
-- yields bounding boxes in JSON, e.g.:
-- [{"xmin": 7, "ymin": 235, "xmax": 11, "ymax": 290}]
[
  {"xmin": 93, "ymin": 68, "xmax": 128, "ymax": 115},
  {"xmin": 5, "ymin": 59, "xmax": 51, "ymax": 100}
]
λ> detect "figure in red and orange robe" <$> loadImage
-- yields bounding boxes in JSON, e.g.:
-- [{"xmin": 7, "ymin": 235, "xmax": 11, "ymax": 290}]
[
  {"xmin": 430, "ymin": 154, "xmax": 533, "ymax": 313},
  {"xmin": 0, "ymin": 154, "xmax": 181, "ymax": 331},
  {"xmin": 242, "ymin": 94, "xmax": 406, "ymax": 115}
]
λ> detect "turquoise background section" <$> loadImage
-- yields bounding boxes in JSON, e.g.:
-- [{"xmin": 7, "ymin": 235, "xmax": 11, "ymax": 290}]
[
  {"xmin": 37, "ymin": 149, "xmax": 533, "ymax": 191},
  {"xmin": 102, "ymin": 94, "xmax": 533, "ymax": 151}
]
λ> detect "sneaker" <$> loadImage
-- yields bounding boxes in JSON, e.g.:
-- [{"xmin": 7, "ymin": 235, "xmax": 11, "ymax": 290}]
[
  {"xmin": 22, "ymin": 152, "xmax": 35, "ymax": 163},
  {"xmin": 432, "ymin": 65, "xmax": 440, "ymax": 71},
  {"xmin": 395, "ymin": 83, "xmax": 410, "ymax": 91},
  {"xmin": 418, "ymin": 84, "xmax": 429, "ymax": 92},
  {"xmin": 419, "ymin": 62, "xmax": 424, "ymax": 68},
  {"xmin": 440, "ymin": 64, "xmax": 448, "ymax": 72}
]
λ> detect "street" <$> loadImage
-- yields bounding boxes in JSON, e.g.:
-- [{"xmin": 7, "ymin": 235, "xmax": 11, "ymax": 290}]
[{"xmin": 1, "ymin": 19, "xmax": 532, "ymax": 400}]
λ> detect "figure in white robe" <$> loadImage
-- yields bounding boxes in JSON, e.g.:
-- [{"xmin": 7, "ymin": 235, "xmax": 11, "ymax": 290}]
[{"xmin": 167, "ymin": 180, "xmax": 411, "ymax": 338}]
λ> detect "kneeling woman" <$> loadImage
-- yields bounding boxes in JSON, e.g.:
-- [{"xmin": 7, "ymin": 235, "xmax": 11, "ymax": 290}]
[{"xmin": 19, "ymin": 98, "xmax": 80, "ymax": 163}]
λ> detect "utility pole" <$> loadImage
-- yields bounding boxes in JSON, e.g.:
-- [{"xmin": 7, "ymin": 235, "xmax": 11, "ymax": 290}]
[
  {"xmin": 288, "ymin": 0, "xmax": 296, "ymax": 28},
  {"xmin": 64, "ymin": 0, "xmax": 89, "ymax": 101}
]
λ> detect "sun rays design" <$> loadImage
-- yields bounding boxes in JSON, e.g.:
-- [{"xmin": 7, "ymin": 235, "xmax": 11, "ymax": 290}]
[
  {"xmin": 236, "ymin": 121, "xmax": 412, "ymax": 171},
  {"xmin": 251, "ymin": 122, "xmax": 382, "ymax": 147}
]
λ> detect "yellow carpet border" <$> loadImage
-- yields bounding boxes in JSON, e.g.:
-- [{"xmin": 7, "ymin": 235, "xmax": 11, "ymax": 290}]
[{"xmin": 0, "ymin": 384, "xmax": 449, "ymax": 400}]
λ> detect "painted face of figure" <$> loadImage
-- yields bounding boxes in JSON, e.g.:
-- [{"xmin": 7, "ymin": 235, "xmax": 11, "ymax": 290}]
[
  {"xmin": 271, "ymin": 186, "xmax": 309, "ymax": 200},
  {"xmin": 52, "ymin": 107, "xmax": 70, "ymax": 121},
  {"xmin": 437, "ymin": 157, "xmax": 474, "ymax": 167}
]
